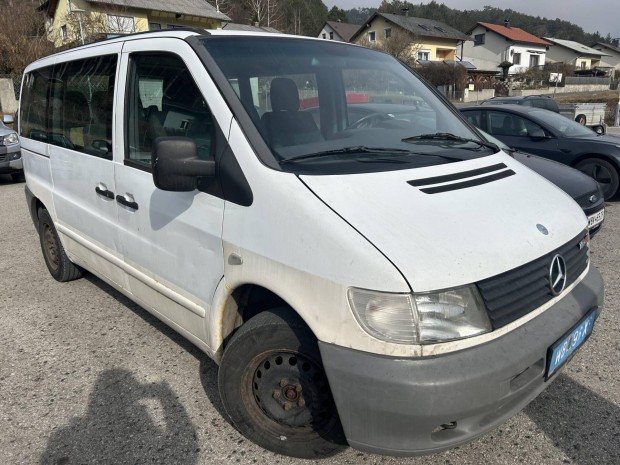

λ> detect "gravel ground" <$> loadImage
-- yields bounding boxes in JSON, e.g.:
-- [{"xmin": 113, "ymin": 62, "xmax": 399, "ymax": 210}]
[{"xmin": 1, "ymin": 174, "xmax": 618, "ymax": 465}]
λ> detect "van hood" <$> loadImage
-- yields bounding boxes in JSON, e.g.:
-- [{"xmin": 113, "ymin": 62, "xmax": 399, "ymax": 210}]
[{"xmin": 300, "ymin": 152, "xmax": 587, "ymax": 292}]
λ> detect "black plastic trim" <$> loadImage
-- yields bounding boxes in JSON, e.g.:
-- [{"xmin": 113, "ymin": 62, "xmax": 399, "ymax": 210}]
[
  {"xmin": 420, "ymin": 169, "xmax": 515, "ymax": 194},
  {"xmin": 408, "ymin": 163, "xmax": 507, "ymax": 187}
]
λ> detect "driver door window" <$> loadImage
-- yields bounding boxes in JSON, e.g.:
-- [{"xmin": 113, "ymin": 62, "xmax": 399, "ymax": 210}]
[{"xmin": 126, "ymin": 53, "xmax": 215, "ymax": 169}]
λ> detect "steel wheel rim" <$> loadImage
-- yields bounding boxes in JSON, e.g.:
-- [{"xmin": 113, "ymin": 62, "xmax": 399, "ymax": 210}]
[
  {"xmin": 43, "ymin": 224, "xmax": 59, "ymax": 271},
  {"xmin": 250, "ymin": 351, "xmax": 334, "ymax": 430}
]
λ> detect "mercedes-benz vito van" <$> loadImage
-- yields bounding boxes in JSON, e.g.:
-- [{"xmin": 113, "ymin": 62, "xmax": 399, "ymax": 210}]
[{"xmin": 20, "ymin": 30, "xmax": 603, "ymax": 459}]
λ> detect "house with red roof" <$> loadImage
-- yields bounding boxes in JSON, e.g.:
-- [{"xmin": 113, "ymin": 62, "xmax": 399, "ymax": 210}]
[{"xmin": 462, "ymin": 20, "xmax": 551, "ymax": 75}]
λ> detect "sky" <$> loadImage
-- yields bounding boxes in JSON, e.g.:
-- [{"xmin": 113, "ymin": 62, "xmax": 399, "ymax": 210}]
[{"xmin": 323, "ymin": 0, "xmax": 620, "ymax": 37}]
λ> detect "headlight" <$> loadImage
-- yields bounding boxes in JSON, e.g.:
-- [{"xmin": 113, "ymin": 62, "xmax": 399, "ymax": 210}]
[
  {"xmin": 0, "ymin": 133, "xmax": 19, "ymax": 146},
  {"xmin": 348, "ymin": 286, "xmax": 491, "ymax": 344}
]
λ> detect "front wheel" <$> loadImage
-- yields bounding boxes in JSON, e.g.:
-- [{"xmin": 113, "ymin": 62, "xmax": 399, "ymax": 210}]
[
  {"xmin": 218, "ymin": 308, "xmax": 346, "ymax": 459},
  {"xmin": 38, "ymin": 208, "xmax": 84, "ymax": 282},
  {"xmin": 574, "ymin": 158, "xmax": 619, "ymax": 200}
]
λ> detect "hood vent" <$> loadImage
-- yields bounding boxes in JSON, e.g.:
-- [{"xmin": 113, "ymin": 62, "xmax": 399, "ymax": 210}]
[{"xmin": 408, "ymin": 162, "xmax": 515, "ymax": 194}]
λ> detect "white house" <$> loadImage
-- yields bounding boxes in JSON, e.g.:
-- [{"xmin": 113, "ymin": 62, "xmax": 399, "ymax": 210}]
[
  {"xmin": 591, "ymin": 41, "xmax": 620, "ymax": 76},
  {"xmin": 317, "ymin": 21, "xmax": 360, "ymax": 42},
  {"xmin": 463, "ymin": 21, "xmax": 551, "ymax": 75},
  {"xmin": 545, "ymin": 38, "xmax": 609, "ymax": 70}
]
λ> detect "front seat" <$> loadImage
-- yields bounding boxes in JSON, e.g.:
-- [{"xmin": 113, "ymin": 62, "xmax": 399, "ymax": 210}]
[{"xmin": 261, "ymin": 78, "xmax": 321, "ymax": 148}]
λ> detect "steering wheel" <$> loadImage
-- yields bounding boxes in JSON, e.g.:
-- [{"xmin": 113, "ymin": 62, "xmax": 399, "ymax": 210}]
[{"xmin": 348, "ymin": 112, "xmax": 391, "ymax": 129}]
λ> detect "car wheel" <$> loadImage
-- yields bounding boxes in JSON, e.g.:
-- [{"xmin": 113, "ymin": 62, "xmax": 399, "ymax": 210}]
[
  {"xmin": 10, "ymin": 172, "xmax": 25, "ymax": 182},
  {"xmin": 218, "ymin": 308, "xmax": 346, "ymax": 459},
  {"xmin": 574, "ymin": 158, "xmax": 619, "ymax": 200},
  {"xmin": 576, "ymin": 114, "xmax": 587, "ymax": 125},
  {"xmin": 38, "ymin": 208, "xmax": 84, "ymax": 282}
]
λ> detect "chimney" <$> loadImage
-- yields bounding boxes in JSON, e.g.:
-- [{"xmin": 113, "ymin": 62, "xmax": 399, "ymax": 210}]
[
  {"xmin": 401, "ymin": 7, "xmax": 409, "ymax": 17},
  {"xmin": 613, "ymin": 38, "xmax": 620, "ymax": 47},
  {"xmin": 504, "ymin": 19, "xmax": 511, "ymax": 28}
]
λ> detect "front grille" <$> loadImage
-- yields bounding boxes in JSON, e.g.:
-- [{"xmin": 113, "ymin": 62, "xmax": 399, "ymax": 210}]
[
  {"xmin": 0, "ymin": 153, "xmax": 7, "ymax": 162},
  {"xmin": 476, "ymin": 232, "xmax": 589, "ymax": 329}
]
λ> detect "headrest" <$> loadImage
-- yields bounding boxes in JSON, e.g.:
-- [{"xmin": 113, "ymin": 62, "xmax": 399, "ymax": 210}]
[{"xmin": 270, "ymin": 78, "xmax": 300, "ymax": 112}]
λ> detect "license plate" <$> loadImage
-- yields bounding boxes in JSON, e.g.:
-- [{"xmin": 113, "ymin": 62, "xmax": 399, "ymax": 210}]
[
  {"xmin": 546, "ymin": 310, "xmax": 597, "ymax": 379},
  {"xmin": 588, "ymin": 209, "xmax": 604, "ymax": 229}
]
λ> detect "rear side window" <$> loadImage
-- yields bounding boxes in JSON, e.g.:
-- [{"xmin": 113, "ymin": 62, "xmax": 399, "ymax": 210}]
[
  {"xmin": 21, "ymin": 67, "xmax": 53, "ymax": 142},
  {"xmin": 20, "ymin": 55, "xmax": 117, "ymax": 159}
]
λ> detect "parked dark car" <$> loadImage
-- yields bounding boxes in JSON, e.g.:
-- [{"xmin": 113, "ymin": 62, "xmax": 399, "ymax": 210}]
[
  {"xmin": 478, "ymin": 129, "xmax": 604, "ymax": 236},
  {"xmin": 0, "ymin": 115, "xmax": 23, "ymax": 182},
  {"xmin": 461, "ymin": 104, "xmax": 620, "ymax": 199},
  {"xmin": 482, "ymin": 95, "xmax": 560, "ymax": 113}
]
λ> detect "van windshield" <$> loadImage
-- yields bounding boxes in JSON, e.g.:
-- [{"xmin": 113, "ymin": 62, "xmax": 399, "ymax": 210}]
[{"xmin": 200, "ymin": 37, "xmax": 496, "ymax": 173}]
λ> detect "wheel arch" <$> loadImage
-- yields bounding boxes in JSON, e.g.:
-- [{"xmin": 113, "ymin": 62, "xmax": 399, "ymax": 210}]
[
  {"xmin": 571, "ymin": 153, "xmax": 620, "ymax": 171},
  {"xmin": 210, "ymin": 281, "xmax": 314, "ymax": 363}
]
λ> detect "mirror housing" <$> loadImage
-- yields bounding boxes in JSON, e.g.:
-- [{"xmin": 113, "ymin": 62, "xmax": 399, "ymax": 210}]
[
  {"xmin": 152, "ymin": 137, "xmax": 215, "ymax": 192},
  {"xmin": 2, "ymin": 115, "xmax": 14, "ymax": 125},
  {"xmin": 529, "ymin": 128, "xmax": 547, "ymax": 139}
]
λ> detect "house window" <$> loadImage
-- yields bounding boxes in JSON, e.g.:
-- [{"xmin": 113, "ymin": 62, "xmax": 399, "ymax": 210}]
[
  {"xmin": 329, "ymin": 31, "xmax": 334, "ymax": 40},
  {"xmin": 513, "ymin": 53, "xmax": 521, "ymax": 65},
  {"xmin": 434, "ymin": 26, "xmax": 447, "ymax": 33},
  {"xmin": 368, "ymin": 31, "xmax": 376, "ymax": 42},
  {"xmin": 385, "ymin": 28, "xmax": 392, "ymax": 39},
  {"xmin": 149, "ymin": 22, "xmax": 161, "ymax": 31},
  {"xmin": 107, "ymin": 14, "xmax": 135, "ymax": 34},
  {"xmin": 322, "ymin": 33, "xmax": 326, "ymax": 39},
  {"xmin": 580, "ymin": 61, "xmax": 586, "ymax": 69},
  {"xmin": 417, "ymin": 51, "xmax": 430, "ymax": 61},
  {"xmin": 529, "ymin": 54, "xmax": 540, "ymax": 68},
  {"xmin": 418, "ymin": 24, "xmax": 431, "ymax": 31},
  {"xmin": 474, "ymin": 33, "xmax": 485, "ymax": 46},
  {"xmin": 61, "ymin": 25, "xmax": 68, "ymax": 39}
]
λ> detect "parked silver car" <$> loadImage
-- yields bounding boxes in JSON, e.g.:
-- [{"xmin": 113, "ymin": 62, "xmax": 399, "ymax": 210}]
[{"xmin": 0, "ymin": 115, "xmax": 23, "ymax": 182}]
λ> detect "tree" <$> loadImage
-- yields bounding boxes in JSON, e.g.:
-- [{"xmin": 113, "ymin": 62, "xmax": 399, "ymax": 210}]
[
  {"xmin": 358, "ymin": 28, "xmax": 422, "ymax": 66},
  {"xmin": 245, "ymin": 0, "xmax": 283, "ymax": 28},
  {"xmin": 0, "ymin": 0, "xmax": 54, "ymax": 75},
  {"xmin": 327, "ymin": 6, "xmax": 347, "ymax": 23}
]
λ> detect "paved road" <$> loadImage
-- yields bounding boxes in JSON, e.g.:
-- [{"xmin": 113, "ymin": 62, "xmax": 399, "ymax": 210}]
[{"xmin": 1, "ymin": 174, "xmax": 619, "ymax": 465}]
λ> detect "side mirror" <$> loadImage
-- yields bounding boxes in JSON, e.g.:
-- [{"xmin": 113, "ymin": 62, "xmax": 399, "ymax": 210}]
[
  {"xmin": 529, "ymin": 128, "xmax": 547, "ymax": 139},
  {"xmin": 152, "ymin": 137, "xmax": 215, "ymax": 192},
  {"xmin": 2, "ymin": 115, "xmax": 14, "ymax": 124}
]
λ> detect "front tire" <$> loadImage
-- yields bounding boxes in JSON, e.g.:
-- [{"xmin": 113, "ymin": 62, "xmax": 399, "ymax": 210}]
[
  {"xmin": 574, "ymin": 158, "xmax": 619, "ymax": 200},
  {"xmin": 218, "ymin": 308, "xmax": 346, "ymax": 459},
  {"xmin": 38, "ymin": 208, "xmax": 83, "ymax": 282}
]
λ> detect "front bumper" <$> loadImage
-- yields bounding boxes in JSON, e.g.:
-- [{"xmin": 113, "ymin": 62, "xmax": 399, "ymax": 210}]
[
  {"xmin": 0, "ymin": 145, "xmax": 22, "ymax": 174},
  {"xmin": 319, "ymin": 266, "xmax": 603, "ymax": 456}
]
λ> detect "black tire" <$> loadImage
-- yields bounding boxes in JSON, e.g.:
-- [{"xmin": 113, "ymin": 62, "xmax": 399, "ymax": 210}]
[
  {"xmin": 10, "ymin": 172, "xmax": 25, "ymax": 182},
  {"xmin": 576, "ymin": 114, "xmax": 587, "ymax": 125},
  {"xmin": 218, "ymin": 308, "xmax": 346, "ymax": 459},
  {"xmin": 38, "ymin": 208, "xmax": 83, "ymax": 282},
  {"xmin": 575, "ymin": 158, "xmax": 619, "ymax": 200}
]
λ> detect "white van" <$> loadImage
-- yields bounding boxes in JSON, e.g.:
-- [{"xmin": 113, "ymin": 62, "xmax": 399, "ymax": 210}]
[{"xmin": 20, "ymin": 30, "xmax": 603, "ymax": 458}]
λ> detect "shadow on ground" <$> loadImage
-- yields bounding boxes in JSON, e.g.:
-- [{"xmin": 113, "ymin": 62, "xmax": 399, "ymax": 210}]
[
  {"xmin": 40, "ymin": 368, "xmax": 200, "ymax": 465},
  {"xmin": 525, "ymin": 374, "xmax": 620, "ymax": 465}
]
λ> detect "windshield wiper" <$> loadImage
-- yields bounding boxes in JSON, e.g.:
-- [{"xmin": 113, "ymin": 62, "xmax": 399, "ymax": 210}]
[
  {"xmin": 279, "ymin": 146, "xmax": 415, "ymax": 165},
  {"xmin": 402, "ymin": 132, "xmax": 499, "ymax": 151}
]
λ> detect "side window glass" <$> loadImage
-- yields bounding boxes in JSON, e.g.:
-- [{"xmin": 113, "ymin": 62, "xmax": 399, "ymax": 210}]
[
  {"xmin": 490, "ymin": 111, "xmax": 543, "ymax": 137},
  {"xmin": 20, "ymin": 67, "xmax": 53, "ymax": 142},
  {"xmin": 463, "ymin": 110, "xmax": 483, "ymax": 129},
  {"xmin": 50, "ymin": 55, "xmax": 117, "ymax": 159},
  {"xmin": 126, "ymin": 53, "xmax": 214, "ymax": 168}
]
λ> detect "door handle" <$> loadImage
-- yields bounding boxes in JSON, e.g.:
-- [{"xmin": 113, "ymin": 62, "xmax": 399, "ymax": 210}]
[
  {"xmin": 116, "ymin": 194, "xmax": 139, "ymax": 211},
  {"xmin": 95, "ymin": 185, "xmax": 115, "ymax": 200}
]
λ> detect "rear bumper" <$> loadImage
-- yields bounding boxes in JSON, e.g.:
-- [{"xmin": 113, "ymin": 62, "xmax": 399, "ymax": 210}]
[{"xmin": 319, "ymin": 266, "xmax": 603, "ymax": 456}]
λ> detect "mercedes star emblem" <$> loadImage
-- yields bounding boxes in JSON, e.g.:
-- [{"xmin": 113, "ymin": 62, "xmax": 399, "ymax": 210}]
[{"xmin": 549, "ymin": 254, "xmax": 567, "ymax": 296}]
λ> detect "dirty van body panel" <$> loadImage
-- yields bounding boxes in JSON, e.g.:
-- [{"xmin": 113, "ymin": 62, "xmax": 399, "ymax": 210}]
[
  {"xmin": 218, "ymin": 120, "xmax": 411, "ymax": 356},
  {"xmin": 112, "ymin": 39, "xmax": 235, "ymax": 342},
  {"xmin": 301, "ymin": 152, "xmax": 587, "ymax": 293},
  {"xmin": 321, "ymin": 266, "xmax": 603, "ymax": 456}
]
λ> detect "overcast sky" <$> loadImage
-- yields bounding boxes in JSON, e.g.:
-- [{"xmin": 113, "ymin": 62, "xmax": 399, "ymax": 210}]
[{"xmin": 323, "ymin": 0, "xmax": 620, "ymax": 37}]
